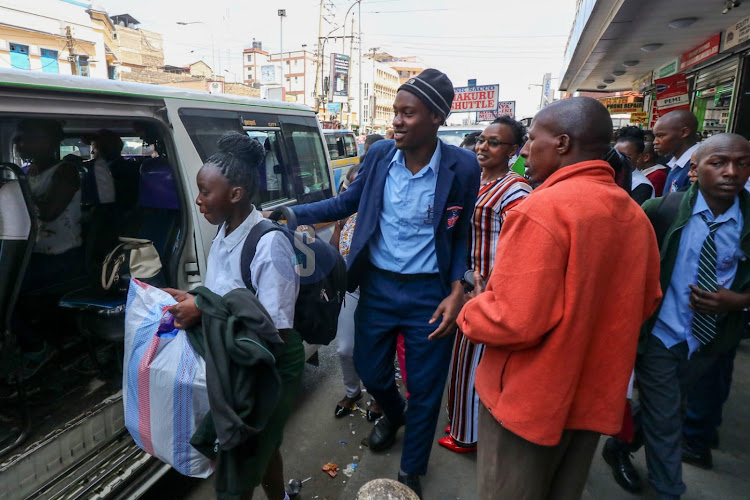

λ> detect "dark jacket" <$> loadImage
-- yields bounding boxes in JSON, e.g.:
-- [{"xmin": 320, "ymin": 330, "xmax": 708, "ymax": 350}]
[
  {"xmin": 187, "ymin": 286, "xmax": 284, "ymax": 475},
  {"xmin": 640, "ymin": 182, "xmax": 750, "ymax": 355},
  {"xmin": 292, "ymin": 139, "xmax": 481, "ymax": 293}
]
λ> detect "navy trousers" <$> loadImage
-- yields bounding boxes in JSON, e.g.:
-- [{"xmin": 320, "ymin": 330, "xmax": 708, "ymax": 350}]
[
  {"xmin": 682, "ymin": 347, "xmax": 737, "ymax": 453},
  {"xmin": 354, "ymin": 267, "xmax": 455, "ymax": 475},
  {"xmin": 631, "ymin": 336, "xmax": 717, "ymax": 498}
]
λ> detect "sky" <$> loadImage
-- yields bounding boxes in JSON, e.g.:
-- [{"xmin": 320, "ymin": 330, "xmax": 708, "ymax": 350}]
[{"xmin": 99, "ymin": 0, "xmax": 576, "ymax": 119}]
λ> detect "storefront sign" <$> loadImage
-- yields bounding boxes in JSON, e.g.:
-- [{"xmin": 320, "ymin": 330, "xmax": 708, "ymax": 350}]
[
  {"xmin": 680, "ymin": 33, "xmax": 721, "ymax": 71},
  {"xmin": 477, "ymin": 100, "xmax": 516, "ymax": 121},
  {"xmin": 656, "ymin": 58, "xmax": 680, "ymax": 79},
  {"xmin": 327, "ymin": 102, "xmax": 341, "ymax": 113},
  {"xmin": 329, "ymin": 53, "xmax": 350, "ymax": 103},
  {"xmin": 632, "ymin": 72, "xmax": 654, "ymax": 93},
  {"xmin": 598, "ymin": 96, "xmax": 644, "ymax": 114},
  {"xmin": 451, "ymin": 84, "xmax": 499, "ymax": 112},
  {"xmin": 724, "ymin": 15, "xmax": 750, "ymax": 52},
  {"xmin": 541, "ymin": 73, "xmax": 553, "ymax": 107},
  {"xmin": 630, "ymin": 112, "xmax": 649, "ymax": 124},
  {"xmin": 651, "ymin": 73, "xmax": 690, "ymax": 127}
]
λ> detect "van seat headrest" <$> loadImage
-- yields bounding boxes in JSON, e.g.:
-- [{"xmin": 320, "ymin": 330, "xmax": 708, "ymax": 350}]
[{"xmin": 139, "ymin": 158, "xmax": 179, "ymax": 210}]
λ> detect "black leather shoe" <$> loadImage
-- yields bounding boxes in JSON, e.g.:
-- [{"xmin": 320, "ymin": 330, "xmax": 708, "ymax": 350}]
[
  {"xmin": 368, "ymin": 415, "xmax": 402, "ymax": 452},
  {"xmin": 334, "ymin": 392, "xmax": 362, "ymax": 418},
  {"xmin": 366, "ymin": 409, "xmax": 383, "ymax": 422},
  {"xmin": 602, "ymin": 439, "xmax": 643, "ymax": 493},
  {"xmin": 682, "ymin": 445, "xmax": 713, "ymax": 470},
  {"xmin": 397, "ymin": 472, "xmax": 423, "ymax": 499}
]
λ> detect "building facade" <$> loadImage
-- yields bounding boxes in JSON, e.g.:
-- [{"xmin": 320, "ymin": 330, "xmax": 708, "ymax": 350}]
[
  {"xmin": 375, "ymin": 52, "xmax": 428, "ymax": 85},
  {"xmin": 560, "ymin": 0, "xmax": 750, "ymax": 136},
  {"xmin": 243, "ymin": 41, "xmax": 328, "ymax": 110},
  {"xmin": 0, "ymin": 0, "xmax": 112, "ymax": 78},
  {"xmin": 361, "ymin": 58, "xmax": 399, "ymax": 133}
]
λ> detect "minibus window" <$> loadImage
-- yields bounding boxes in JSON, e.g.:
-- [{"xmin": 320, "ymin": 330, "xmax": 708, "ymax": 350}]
[
  {"xmin": 281, "ymin": 122, "xmax": 332, "ymax": 203},
  {"xmin": 178, "ymin": 109, "xmax": 245, "ymax": 161},
  {"xmin": 326, "ymin": 134, "xmax": 341, "ymax": 160},
  {"xmin": 343, "ymin": 134, "xmax": 357, "ymax": 158},
  {"xmin": 60, "ymin": 137, "xmax": 91, "ymax": 160},
  {"xmin": 246, "ymin": 130, "xmax": 291, "ymax": 207}
]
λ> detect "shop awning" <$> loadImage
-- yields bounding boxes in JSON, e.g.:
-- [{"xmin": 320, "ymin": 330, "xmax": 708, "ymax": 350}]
[{"xmin": 560, "ymin": 0, "xmax": 750, "ymax": 93}]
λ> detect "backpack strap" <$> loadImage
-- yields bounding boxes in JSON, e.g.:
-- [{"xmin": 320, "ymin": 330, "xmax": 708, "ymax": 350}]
[
  {"xmin": 240, "ymin": 219, "xmax": 282, "ymax": 293},
  {"xmin": 648, "ymin": 191, "xmax": 686, "ymax": 248}
]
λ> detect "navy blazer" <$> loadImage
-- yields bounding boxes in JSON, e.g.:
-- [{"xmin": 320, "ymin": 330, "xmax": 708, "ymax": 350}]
[{"xmin": 293, "ymin": 139, "xmax": 480, "ymax": 293}]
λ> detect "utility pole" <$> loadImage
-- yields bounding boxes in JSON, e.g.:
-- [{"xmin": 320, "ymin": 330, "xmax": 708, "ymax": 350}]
[
  {"xmin": 358, "ymin": 1, "xmax": 362, "ymax": 132},
  {"xmin": 278, "ymin": 9, "xmax": 287, "ymax": 99},
  {"xmin": 314, "ymin": 0, "xmax": 324, "ymax": 113},
  {"xmin": 370, "ymin": 46, "xmax": 378, "ymax": 76},
  {"xmin": 65, "ymin": 26, "xmax": 78, "ymax": 75},
  {"xmin": 347, "ymin": 16, "xmax": 354, "ymax": 128},
  {"xmin": 369, "ymin": 47, "xmax": 379, "ymax": 130}
]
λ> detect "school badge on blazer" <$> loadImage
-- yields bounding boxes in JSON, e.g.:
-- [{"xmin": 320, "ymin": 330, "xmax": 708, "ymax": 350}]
[{"xmin": 446, "ymin": 205, "xmax": 462, "ymax": 228}]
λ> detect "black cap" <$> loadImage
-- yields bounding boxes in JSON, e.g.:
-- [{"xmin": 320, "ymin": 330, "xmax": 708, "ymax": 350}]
[{"xmin": 398, "ymin": 68, "xmax": 454, "ymax": 119}]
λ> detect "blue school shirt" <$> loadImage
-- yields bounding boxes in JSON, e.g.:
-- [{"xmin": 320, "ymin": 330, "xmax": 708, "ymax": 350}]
[
  {"xmin": 665, "ymin": 144, "xmax": 699, "ymax": 193},
  {"xmin": 652, "ymin": 191, "xmax": 743, "ymax": 356},
  {"xmin": 368, "ymin": 144, "xmax": 441, "ymax": 274}
]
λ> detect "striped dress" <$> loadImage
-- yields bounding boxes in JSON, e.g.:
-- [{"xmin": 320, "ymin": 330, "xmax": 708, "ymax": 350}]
[{"xmin": 447, "ymin": 171, "xmax": 532, "ymax": 445}]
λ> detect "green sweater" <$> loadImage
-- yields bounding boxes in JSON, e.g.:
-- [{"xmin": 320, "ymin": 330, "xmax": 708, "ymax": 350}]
[{"xmin": 640, "ymin": 182, "xmax": 750, "ymax": 355}]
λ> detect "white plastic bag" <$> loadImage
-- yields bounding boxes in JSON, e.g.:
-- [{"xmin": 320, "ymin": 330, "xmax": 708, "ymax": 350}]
[{"xmin": 123, "ymin": 279, "xmax": 213, "ymax": 478}]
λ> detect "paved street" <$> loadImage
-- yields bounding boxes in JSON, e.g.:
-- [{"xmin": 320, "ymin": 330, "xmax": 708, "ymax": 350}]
[{"xmin": 145, "ymin": 340, "xmax": 750, "ymax": 499}]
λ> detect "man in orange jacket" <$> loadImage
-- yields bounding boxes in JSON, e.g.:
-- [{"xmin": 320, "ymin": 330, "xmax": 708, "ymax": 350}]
[{"xmin": 458, "ymin": 97, "xmax": 663, "ymax": 499}]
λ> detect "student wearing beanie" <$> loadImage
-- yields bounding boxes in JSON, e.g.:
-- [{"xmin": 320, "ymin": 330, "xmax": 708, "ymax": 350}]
[{"xmin": 291, "ymin": 68, "xmax": 480, "ymax": 498}]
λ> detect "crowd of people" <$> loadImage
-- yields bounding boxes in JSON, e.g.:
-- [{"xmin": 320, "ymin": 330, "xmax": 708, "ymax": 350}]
[{"xmin": 159, "ymin": 67, "xmax": 750, "ymax": 500}]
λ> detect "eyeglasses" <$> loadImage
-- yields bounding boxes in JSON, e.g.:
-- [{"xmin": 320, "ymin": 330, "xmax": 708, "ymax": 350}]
[{"xmin": 476, "ymin": 137, "xmax": 516, "ymax": 148}]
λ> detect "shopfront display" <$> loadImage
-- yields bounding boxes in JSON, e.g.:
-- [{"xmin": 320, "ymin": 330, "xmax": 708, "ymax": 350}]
[{"xmin": 689, "ymin": 57, "xmax": 739, "ymax": 136}]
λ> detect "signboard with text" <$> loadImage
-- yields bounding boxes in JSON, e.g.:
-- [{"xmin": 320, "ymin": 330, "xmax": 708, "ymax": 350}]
[
  {"xmin": 630, "ymin": 112, "xmax": 649, "ymax": 124},
  {"xmin": 650, "ymin": 73, "xmax": 690, "ymax": 127},
  {"xmin": 329, "ymin": 53, "xmax": 350, "ymax": 103},
  {"xmin": 598, "ymin": 96, "xmax": 644, "ymax": 114},
  {"xmin": 724, "ymin": 15, "xmax": 750, "ymax": 52},
  {"xmin": 680, "ymin": 33, "xmax": 721, "ymax": 71},
  {"xmin": 656, "ymin": 58, "xmax": 680, "ymax": 79},
  {"xmin": 541, "ymin": 72, "xmax": 553, "ymax": 108},
  {"xmin": 477, "ymin": 101, "xmax": 516, "ymax": 121},
  {"xmin": 632, "ymin": 71, "xmax": 654, "ymax": 93},
  {"xmin": 451, "ymin": 84, "xmax": 499, "ymax": 112}
]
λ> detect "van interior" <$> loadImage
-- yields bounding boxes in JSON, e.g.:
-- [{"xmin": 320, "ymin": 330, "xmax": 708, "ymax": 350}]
[{"xmin": 0, "ymin": 116, "xmax": 187, "ymax": 464}]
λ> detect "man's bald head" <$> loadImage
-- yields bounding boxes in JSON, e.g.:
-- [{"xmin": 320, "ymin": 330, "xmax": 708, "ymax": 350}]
[
  {"xmin": 520, "ymin": 97, "xmax": 615, "ymax": 184},
  {"xmin": 652, "ymin": 109, "xmax": 699, "ymax": 158},
  {"xmin": 657, "ymin": 109, "xmax": 698, "ymax": 134},
  {"xmin": 535, "ymin": 97, "xmax": 613, "ymax": 158},
  {"xmin": 695, "ymin": 133, "xmax": 750, "ymax": 163}
]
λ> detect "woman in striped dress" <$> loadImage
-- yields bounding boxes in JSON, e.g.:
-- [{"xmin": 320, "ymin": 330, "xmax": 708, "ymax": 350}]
[{"xmin": 440, "ymin": 116, "xmax": 532, "ymax": 453}]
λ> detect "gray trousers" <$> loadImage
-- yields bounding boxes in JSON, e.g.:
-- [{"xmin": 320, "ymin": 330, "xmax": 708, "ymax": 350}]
[
  {"xmin": 337, "ymin": 290, "xmax": 361, "ymax": 398},
  {"xmin": 478, "ymin": 404, "xmax": 599, "ymax": 500},
  {"xmin": 631, "ymin": 335, "xmax": 718, "ymax": 498}
]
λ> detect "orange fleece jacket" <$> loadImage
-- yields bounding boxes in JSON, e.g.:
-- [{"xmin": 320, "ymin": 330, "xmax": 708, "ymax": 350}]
[{"xmin": 458, "ymin": 160, "xmax": 662, "ymax": 446}]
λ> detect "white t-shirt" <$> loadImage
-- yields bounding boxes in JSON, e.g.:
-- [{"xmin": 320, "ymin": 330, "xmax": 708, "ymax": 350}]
[
  {"xmin": 204, "ymin": 209, "xmax": 299, "ymax": 329},
  {"xmin": 631, "ymin": 169, "xmax": 655, "ymax": 200},
  {"xmin": 28, "ymin": 161, "xmax": 82, "ymax": 255},
  {"xmin": 93, "ymin": 158, "xmax": 116, "ymax": 204}
]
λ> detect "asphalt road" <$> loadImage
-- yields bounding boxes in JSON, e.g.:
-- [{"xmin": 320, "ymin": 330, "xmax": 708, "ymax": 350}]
[{"xmin": 144, "ymin": 339, "xmax": 750, "ymax": 499}]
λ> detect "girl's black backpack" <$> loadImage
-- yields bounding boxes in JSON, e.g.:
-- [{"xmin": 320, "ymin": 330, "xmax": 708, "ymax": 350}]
[{"xmin": 240, "ymin": 208, "xmax": 346, "ymax": 346}]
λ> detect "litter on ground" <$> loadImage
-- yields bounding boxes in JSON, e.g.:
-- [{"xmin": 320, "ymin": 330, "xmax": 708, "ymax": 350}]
[{"xmin": 322, "ymin": 462, "xmax": 338, "ymax": 478}]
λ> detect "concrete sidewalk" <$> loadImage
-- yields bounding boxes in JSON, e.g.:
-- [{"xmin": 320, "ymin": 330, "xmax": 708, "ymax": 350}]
[{"xmin": 167, "ymin": 339, "xmax": 750, "ymax": 499}]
